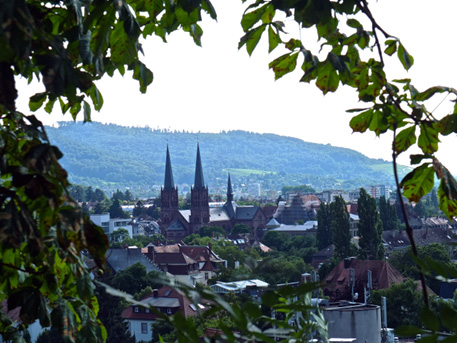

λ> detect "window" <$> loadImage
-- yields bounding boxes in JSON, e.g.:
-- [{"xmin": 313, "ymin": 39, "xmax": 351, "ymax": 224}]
[
  {"xmin": 141, "ymin": 323, "xmax": 148, "ymax": 334},
  {"xmin": 134, "ymin": 307, "xmax": 139, "ymax": 313},
  {"xmin": 167, "ymin": 308, "xmax": 172, "ymax": 315},
  {"xmin": 145, "ymin": 308, "xmax": 150, "ymax": 313},
  {"xmin": 205, "ymin": 272, "xmax": 209, "ymax": 280}
]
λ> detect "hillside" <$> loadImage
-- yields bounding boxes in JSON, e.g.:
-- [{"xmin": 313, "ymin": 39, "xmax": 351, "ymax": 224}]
[{"xmin": 45, "ymin": 122, "xmax": 401, "ymax": 196}]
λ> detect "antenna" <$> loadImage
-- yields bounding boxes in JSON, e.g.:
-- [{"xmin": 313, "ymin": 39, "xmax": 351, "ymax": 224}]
[{"xmin": 349, "ymin": 268, "xmax": 355, "ymax": 302}]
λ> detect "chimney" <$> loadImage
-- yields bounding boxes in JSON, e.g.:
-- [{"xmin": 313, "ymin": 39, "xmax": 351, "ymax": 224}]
[
  {"xmin": 148, "ymin": 245, "xmax": 154, "ymax": 260},
  {"xmin": 208, "ymin": 242, "xmax": 212, "ymax": 256},
  {"xmin": 153, "ymin": 289, "xmax": 158, "ymax": 298}
]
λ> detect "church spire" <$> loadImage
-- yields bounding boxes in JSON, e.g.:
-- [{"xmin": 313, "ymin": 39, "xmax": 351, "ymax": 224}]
[
  {"xmin": 164, "ymin": 144, "xmax": 175, "ymax": 190},
  {"xmin": 227, "ymin": 172, "xmax": 233, "ymax": 203},
  {"xmin": 194, "ymin": 142, "xmax": 205, "ymax": 190}
]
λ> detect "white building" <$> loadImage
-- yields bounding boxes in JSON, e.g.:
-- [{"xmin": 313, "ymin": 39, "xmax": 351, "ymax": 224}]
[{"xmin": 90, "ymin": 213, "xmax": 133, "ymax": 237}]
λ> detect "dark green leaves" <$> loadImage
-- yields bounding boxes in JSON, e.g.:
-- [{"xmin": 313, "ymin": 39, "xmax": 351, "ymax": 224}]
[
  {"xmin": 395, "ymin": 126, "xmax": 416, "ymax": 154},
  {"xmin": 397, "ymin": 43, "xmax": 414, "ymax": 70},
  {"xmin": 315, "ymin": 60, "xmax": 339, "ymax": 94},
  {"xmin": 269, "ymin": 52, "xmax": 298, "ymax": 80},
  {"xmin": 239, "ymin": 25, "xmax": 267, "ymax": 56},
  {"xmin": 400, "ymin": 164, "xmax": 435, "ymax": 203},
  {"xmin": 434, "ymin": 159, "xmax": 457, "ymax": 218},
  {"xmin": 418, "ymin": 123, "xmax": 439, "ymax": 154}
]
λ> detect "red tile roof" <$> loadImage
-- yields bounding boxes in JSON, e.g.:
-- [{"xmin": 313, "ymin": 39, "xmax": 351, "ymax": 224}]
[{"xmin": 323, "ymin": 259, "xmax": 406, "ymax": 301}]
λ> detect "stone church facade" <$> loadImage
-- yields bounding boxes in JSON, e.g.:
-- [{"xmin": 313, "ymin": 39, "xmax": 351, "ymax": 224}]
[{"xmin": 160, "ymin": 144, "xmax": 269, "ymax": 240}]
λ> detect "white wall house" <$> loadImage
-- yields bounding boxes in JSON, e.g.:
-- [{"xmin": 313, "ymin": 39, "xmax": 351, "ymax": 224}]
[{"xmin": 90, "ymin": 213, "xmax": 133, "ymax": 237}]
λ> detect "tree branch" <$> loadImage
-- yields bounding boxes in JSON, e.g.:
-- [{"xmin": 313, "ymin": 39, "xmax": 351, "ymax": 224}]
[{"xmin": 392, "ymin": 126, "xmax": 429, "ymax": 308}]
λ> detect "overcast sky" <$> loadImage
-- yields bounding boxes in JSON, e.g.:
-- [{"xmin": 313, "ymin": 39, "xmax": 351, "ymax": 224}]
[{"xmin": 16, "ymin": 0, "xmax": 457, "ymax": 172}]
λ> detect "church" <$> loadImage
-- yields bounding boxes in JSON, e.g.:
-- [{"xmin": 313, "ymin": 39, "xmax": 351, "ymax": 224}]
[{"xmin": 160, "ymin": 144, "xmax": 269, "ymax": 240}]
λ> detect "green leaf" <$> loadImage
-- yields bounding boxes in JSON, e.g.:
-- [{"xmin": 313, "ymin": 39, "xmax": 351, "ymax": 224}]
[
  {"xmin": 83, "ymin": 100, "xmax": 91, "ymax": 122},
  {"xmin": 384, "ymin": 39, "xmax": 397, "ymax": 56},
  {"xmin": 110, "ymin": 21, "xmax": 138, "ymax": 64},
  {"xmin": 368, "ymin": 109, "xmax": 388, "ymax": 136},
  {"xmin": 241, "ymin": 4, "xmax": 269, "ymax": 31},
  {"xmin": 79, "ymin": 30, "xmax": 93, "ymax": 65},
  {"xmin": 346, "ymin": 18, "xmax": 362, "ymax": 28},
  {"xmin": 397, "ymin": 43, "xmax": 414, "ymax": 70},
  {"xmin": 268, "ymin": 25, "xmax": 280, "ymax": 53},
  {"xmin": 89, "ymin": 85, "xmax": 104, "ymax": 111},
  {"xmin": 420, "ymin": 307, "xmax": 440, "ymax": 332},
  {"xmin": 29, "ymin": 92, "xmax": 47, "ymax": 112},
  {"xmin": 437, "ymin": 113, "xmax": 457, "ymax": 135},
  {"xmin": 394, "ymin": 125, "xmax": 416, "ymax": 154},
  {"xmin": 395, "ymin": 325, "xmax": 426, "ymax": 337},
  {"xmin": 416, "ymin": 86, "xmax": 451, "ymax": 101},
  {"xmin": 418, "ymin": 123, "xmax": 439, "ymax": 154},
  {"xmin": 316, "ymin": 60, "xmax": 339, "ymax": 94},
  {"xmin": 132, "ymin": 61, "xmax": 154, "ymax": 93},
  {"xmin": 410, "ymin": 154, "xmax": 432, "ymax": 165},
  {"xmin": 435, "ymin": 160, "xmax": 457, "ymax": 218},
  {"xmin": 349, "ymin": 108, "xmax": 373, "ymax": 133},
  {"xmin": 400, "ymin": 164, "xmax": 434, "ymax": 203},
  {"xmin": 238, "ymin": 25, "xmax": 267, "ymax": 56},
  {"xmin": 44, "ymin": 97, "xmax": 56, "ymax": 114},
  {"xmin": 269, "ymin": 52, "xmax": 298, "ymax": 80},
  {"xmin": 441, "ymin": 306, "xmax": 457, "ymax": 332}
]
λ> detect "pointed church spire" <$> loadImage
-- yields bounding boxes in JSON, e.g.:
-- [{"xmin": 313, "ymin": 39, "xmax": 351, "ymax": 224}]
[
  {"xmin": 227, "ymin": 172, "xmax": 233, "ymax": 202},
  {"xmin": 194, "ymin": 142, "xmax": 205, "ymax": 190},
  {"xmin": 164, "ymin": 144, "xmax": 175, "ymax": 190}
]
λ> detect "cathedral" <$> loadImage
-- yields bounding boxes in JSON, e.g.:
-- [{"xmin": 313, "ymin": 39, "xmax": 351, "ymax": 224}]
[{"xmin": 160, "ymin": 144, "xmax": 269, "ymax": 240}]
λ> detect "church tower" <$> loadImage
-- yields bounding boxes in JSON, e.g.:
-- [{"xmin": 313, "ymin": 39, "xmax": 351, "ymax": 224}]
[
  {"xmin": 161, "ymin": 145, "xmax": 179, "ymax": 226},
  {"xmin": 190, "ymin": 143, "xmax": 210, "ymax": 228}
]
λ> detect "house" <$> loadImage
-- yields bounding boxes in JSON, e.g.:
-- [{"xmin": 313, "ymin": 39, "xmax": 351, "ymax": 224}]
[
  {"xmin": 311, "ymin": 244, "xmax": 335, "ymax": 269},
  {"xmin": 210, "ymin": 279, "xmax": 269, "ymax": 298},
  {"xmin": 323, "ymin": 259, "xmax": 406, "ymax": 302},
  {"xmin": 90, "ymin": 213, "xmax": 134, "ymax": 237},
  {"xmin": 122, "ymin": 286, "xmax": 205, "ymax": 342},
  {"xmin": 270, "ymin": 221, "xmax": 318, "ymax": 237},
  {"xmin": 382, "ymin": 227, "xmax": 457, "ymax": 252},
  {"xmin": 142, "ymin": 243, "xmax": 225, "ymax": 286},
  {"xmin": 106, "ymin": 247, "xmax": 161, "ymax": 273},
  {"xmin": 160, "ymin": 144, "xmax": 270, "ymax": 241},
  {"xmin": 273, "ymin": 195, "xmax": 314, "ymax": 225}
]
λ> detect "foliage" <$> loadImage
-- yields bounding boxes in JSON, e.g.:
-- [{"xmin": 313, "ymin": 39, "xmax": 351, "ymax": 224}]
[
  {"xmin": 109, "ymin": 199, "xmax": 130, "ymax": 219},
  {"xmin": 281, "ymin": 184, "xmax": 316, "ymax": 194},
  {"xmin": 357, "ymin": 188, "xmax": 384, "ymax": 260},
  {"xmin": 330, "ymin": 196, "xmax": 351, "ymax": 260},
  {"xmin": 388, "ymin": 244, "xmax": 457, "ymax": 294},
  {"xmin": 372, "ymin": 279, "xmax": 423, "ymax": 328},
  {"xmin": 262, "ymin": 230, "xmax": 290, "ymax": 251},
  {"xmin": 253, "ymin": 255, "xmax": 310, "ymax": 285},
  {"xmin": 69, "ymin": 184, "xmax": 108, "ymax": 203},
  {"xmin": 0, "ymin": 112, "xmax": 109, "ymax": 341},
  {"xmin": 110, "ymin": 263, "xmax": 162, "ymax": 296},
  {"xmin": 378, "ymin": 195, "xmax": 399, "ymax": 231},
  {"xmin": 95, "ymin": 281, "xmax": 135, "ymax": 343},
  {"xmin": 109, "ymin": 228, "xmax": 130, "ymax": 247},
  {"xmin": 231, "ymin": 224, "xmax": 252, "ymax": 235},
  {"xmin": 316, "ymin": 202, "xmax": 333, "ymax": 250},
  {"xmin": 200, "ymin": 225, "xmax": 226, "ymax": 238}
]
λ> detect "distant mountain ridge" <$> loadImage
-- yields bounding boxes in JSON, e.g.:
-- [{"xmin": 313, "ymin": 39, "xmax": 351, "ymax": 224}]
[{"xmin": 45, "ymin": 122, "xmax": 401, "ymax": 196}]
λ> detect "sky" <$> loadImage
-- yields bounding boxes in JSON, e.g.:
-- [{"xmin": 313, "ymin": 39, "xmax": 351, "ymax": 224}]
[{"xmin": 15, "ymin": 0, "xmax": 457, "ymax": 172}]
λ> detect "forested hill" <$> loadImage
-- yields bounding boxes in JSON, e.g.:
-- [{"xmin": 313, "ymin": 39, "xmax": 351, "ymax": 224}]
[{"xmin": 46, "ymin": 122, "xmax": 402, "ymax": 196}]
